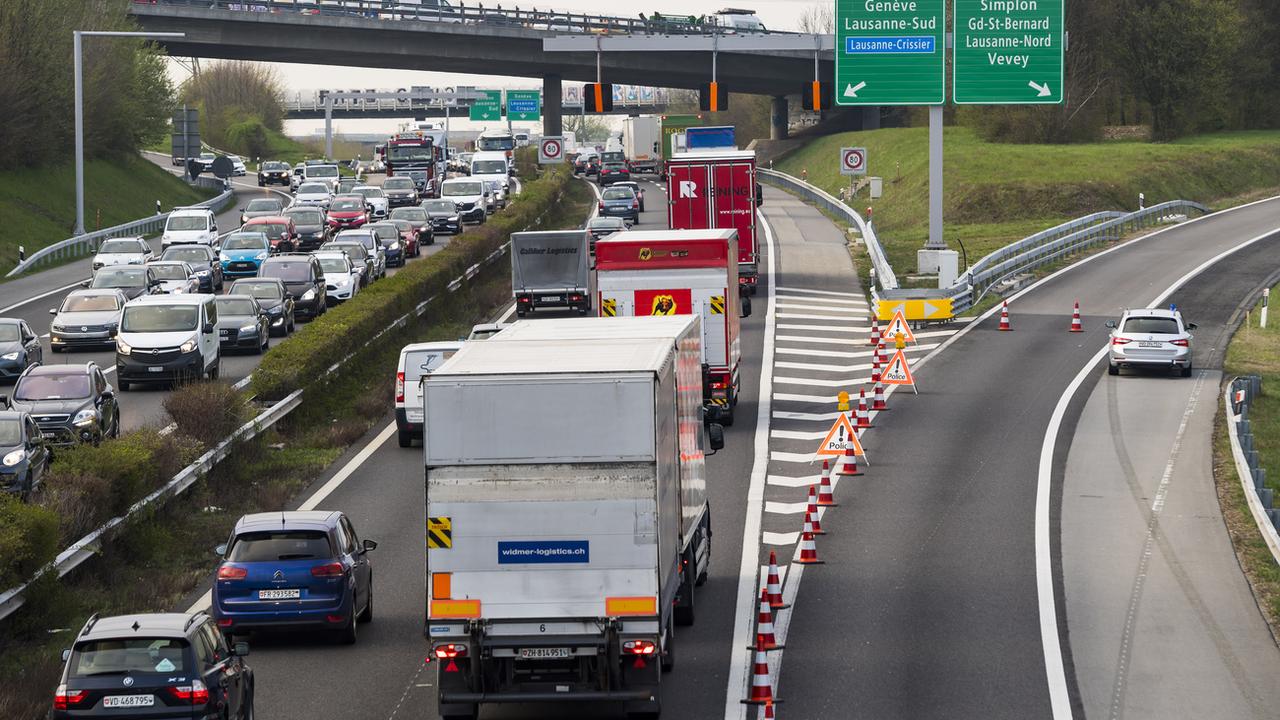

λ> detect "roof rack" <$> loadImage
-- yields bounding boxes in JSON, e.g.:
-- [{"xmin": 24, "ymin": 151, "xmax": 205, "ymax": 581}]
[
  {"xmin": 183, "ymin": 611, "xmax": 206, "ymax": 633},
  {"xmin": 78, "ymin": 612, "xmax": 100, "ymax": 637}
]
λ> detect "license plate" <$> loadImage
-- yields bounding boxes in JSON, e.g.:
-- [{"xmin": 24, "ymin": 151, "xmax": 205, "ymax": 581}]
[
  {"xmin": 219, "ymin": 330, "xmax": 230, "ymax": 337},
  {"xmin": 148, "ymin": 366, "xmax": 164, "ymax": 373},
  {"xmin": 519, "ymin": 647, "xmax": 571, "ymax": 659},
  {"xmin": 1138, "ymin": 341, "xmax": 1163, "ymax": 348},
  {"xmin": 540, "ymin": 296, "xmax": 561, "ymax": 302},
  {"xmin": 42, "ymin": 432, "xmax": 57, "ymax": 439},
  {"xmin": 103, "ymin": 695, "xmax": 155, "ymax": 708},
  {"xmin": 259, "ymin": 588, "xmax": 301, "ymax": 600}
]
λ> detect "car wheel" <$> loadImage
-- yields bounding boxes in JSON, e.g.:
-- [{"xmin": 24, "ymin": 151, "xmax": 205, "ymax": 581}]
[
  {"xmin": 1181, "ymin": 363, "xmax": 1193, "ymax": 378},
  {"xmin": 111, "ymin": 409, "xmax": 120, "ymax": 438},
  {"xmin": 119, "ymin": 379, "xmax": 131, "ymax": 391},
  {"xmin": 1108, "ymin": 363, "xmax": 1119, "ymax": 376},
  {"xmin": 358, "ymin": 578, "xmax": 373, "ymax": 623},
  {"xmin": 20, "ymin": 472, "xmax": 33, "ymax": 502},
  {"xmin": 339, "ymin": 613, "xmax": 358, "ymax": 645},
  {"xmin": 398, "ymin": 429, "xmax": 413, "ymax": 448},
  {"xmin": 288, "ymin": 316, "xmax": 296, "ymax": 333},
  {"xmin": 208, "ymin": 361, "xmax": 220, "ymax": 381},
  {"xmin": 478, "ymin": 213, "xmax": 486, "ymax": 225},
  {"xmin": 256, "ymin": 334, "xmax": 267, "ymax": 355}
]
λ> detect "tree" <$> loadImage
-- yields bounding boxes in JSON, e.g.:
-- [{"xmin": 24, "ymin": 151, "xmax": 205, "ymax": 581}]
[
  {"xmin": 180, "ymin": 61, "xmax": 285, "ymax": 154},
  {"xmin": 562, "ymin": 114, "xmax": 612, "ymax": 144},
  {"xmin": 797, "ymin": 2, "xmax": 833, "ymax": 33}
]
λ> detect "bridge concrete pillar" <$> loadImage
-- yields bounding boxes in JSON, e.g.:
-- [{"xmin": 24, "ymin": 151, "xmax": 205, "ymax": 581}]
[
  {"xmin": 543, "ymin": 73, "xmax": 562, "ymax": 138},
  {"xmin": 770, "ymin": 95, "xmax": 788, "ymax": 140},
  {"xmin": 862, "ymin": 106, "xmax": 881, "ymax": 131}
]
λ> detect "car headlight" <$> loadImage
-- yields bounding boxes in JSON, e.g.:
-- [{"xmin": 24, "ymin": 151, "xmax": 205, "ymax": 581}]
[
  {"xmin": 240, "ymin": 215, "xmax": 248, "ymax": 223},
  {"xmin": 336, "ymin": 276, "xmax": 349, "ymax": 287},
  {"xmin": 116, "ymin": 338, "xmax": 132, "ymax": 355},
  {"xmin": 51, "ymin": 324, "xmax": 66, "ymax": 333},
  {"xmin": 389, "ymin": 241, "xmax": 401, "ymax": 251},
  {"xmin": 301, "ymin": 289, "xmax": 316, "ymax": 301},
  {"xmin": 179, "ymin": 339, "xmax": 197, "ymax": 354},
  {"xmin": 1, "ymin": 352, "xmax": 19, "ymax": 361},
  {"xmin": 72, "ymin": 409, "xmax": 97, "ymax": 427},
  {"xmin": 3, "ymin": 449, "xmax": 25, "ymax": 467},
  {"xmin": 255, "ymin": 252, "xmax": 269, "ymax": 260},
  {"xmin": 240, "ymin": 323, "xmax": 257, "ymax": 333},
  {"xmin": 448, "ymin": 216, "xmax": 459, "ymax": 222},
  {"xmin": 219, "ymin": 253, "xmax": 230, "ymax": 262},
  {"xmin": 194, "ymin": 269, "xmax": 210, "ymax": 276}
]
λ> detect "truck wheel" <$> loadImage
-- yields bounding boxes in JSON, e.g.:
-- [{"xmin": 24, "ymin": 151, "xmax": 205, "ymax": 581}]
[
  {"xmin": 661, "ymin": 618, "xmax": 675, "ymax": 673},
  {"xmin": 674, "ymin": 559, "xmax": 695, "ymax": 627},
  {"xmin": 719, "ymin": 406, "xmax": 734, "ymax": 427},
  {"xmin": 695, "ymin": 522, "xmax": 710, "ymax": 587}
]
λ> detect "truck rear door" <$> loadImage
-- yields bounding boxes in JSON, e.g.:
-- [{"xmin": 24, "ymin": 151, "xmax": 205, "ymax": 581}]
[
  {"xmin": 668, "ymin": 163, "xmax": 710, "ymax": 230},
  {"xmin": 712, "ymin": 161, "xmax": 756, "ymax": 266}
]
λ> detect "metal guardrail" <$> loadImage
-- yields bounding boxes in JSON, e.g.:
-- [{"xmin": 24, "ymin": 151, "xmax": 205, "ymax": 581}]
[
  {"xmin": 1225, "ymin": 376, "xmax": 1280, "ymax": 567},
  {"xmin": 758, "ymin": 169, "xmax": 898, "ymax": 294},
  {"xmin": 6, "ymin": 177, "xmax": 233, "ymax": 278}
]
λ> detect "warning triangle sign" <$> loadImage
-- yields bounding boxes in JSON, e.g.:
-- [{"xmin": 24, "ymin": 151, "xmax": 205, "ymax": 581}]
[
  {"xmin": 816, "ymin": 413, "xmax": 866, "ymax": 457},
  {"xmin": 881, "ymin": 349, "xmax": 916, "ymax": 387},
  {"xmin": 881, "ymin": 309, "xmax": 916, "ymax": 345}
]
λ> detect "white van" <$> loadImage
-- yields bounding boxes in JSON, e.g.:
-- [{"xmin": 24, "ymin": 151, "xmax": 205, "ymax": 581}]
[
  {"xmin": 439, "ymin": 178, "xmax": 492, "ymax": 224},
  {"xmin": 302, "ymin": 164, "xmax": 341, "ymax": 192},
  {"xmin": 469, "ymin": 151, "xmax": 510, "ymax": 208},
  {"xmin": 395, "ymin": 341, "xmax": 463, "ymax": 447},
  {"xmin": 707, "ymin": 8, "xmax": 766, "ymax": 32},
  {"xmin": 114, "ymin": 294, "xmax": 220, "ymax": 390},
  {"xmin": 160, "ymin": 207, "xmax": 218, "ymax": 250}
]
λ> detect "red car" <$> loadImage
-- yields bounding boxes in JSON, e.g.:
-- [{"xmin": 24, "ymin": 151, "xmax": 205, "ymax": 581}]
[
  {"xmin": 326, "ymin": 195, "xmax": 369, "ymax": 231},
  {"xmin": 242, "ymin": 216, "xmax": 298, "ymax": 253},
  {"xmin": 387, "ymin": 218, "xmax": 422, "ymax": 258}
]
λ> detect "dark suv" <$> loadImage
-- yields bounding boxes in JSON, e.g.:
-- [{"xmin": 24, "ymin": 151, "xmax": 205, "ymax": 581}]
[
  {"xmin": 258, "ymin": 254, "xmax": 327, "ymax": 320},
  {"xmin": 5, "ymin": 363, "xmax": 119, "ymax": 446},
  {"xmin": 52, "ymin": 612, "xmax": 254, "ymax": 719},
  {"xmin": 257, "ymin": 160, "xmax": 290, "ymax": 186}
]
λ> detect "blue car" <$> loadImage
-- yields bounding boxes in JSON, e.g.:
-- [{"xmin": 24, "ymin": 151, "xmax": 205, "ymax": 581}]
[
  {"xmin": 213, "ymin": 511, "xmax": 376, "ymax": 643},
  {"xmin": 219, "ymin": 231, "xmax": 273, "ymax": 278}
]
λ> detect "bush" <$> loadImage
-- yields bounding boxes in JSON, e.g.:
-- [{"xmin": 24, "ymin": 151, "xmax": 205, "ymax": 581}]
[
  {"xmin": 163, "ymin": 381, "xmax": 253, "ymax": 447},
  {"xmin": 0, "ymin": 495, "xmax": 59, "ymax": 589},
  {"xmin": 224, "ymin": 116, "xmax": 270, "ymax": 160}
]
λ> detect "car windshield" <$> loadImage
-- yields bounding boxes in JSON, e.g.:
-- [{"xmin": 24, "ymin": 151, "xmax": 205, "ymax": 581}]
[
  {"xmin": 472, "ymin": 160, "xmax": 507, "ymax": 174},
  {"xmin": 233, "ymin": 283, "xmax": 283, "ymax": 301},
  {"xmin": 477, "ymin": 135, "xmax": 514, "ymax": 151},
  {"xmin": 98, "ymin": 240, "xmax": 144, "ymax": 254},
  {"xmin": 249, "ymin": 223, "xmax": 287, "ymax": 238},
  {"xmin": 329, "ymin": 244, "xmax": 366, "ymax": 260},
  {"xmin": 442, "ymin": 182, "xmax": 482, "ymax": 196},
  {"xmin": 384, "ymin": 178, "xmax": 414, "ymax": 189},
  {"xmin": 70, "ymin": 638, "xmax": 189, "ymax": 677},
  {"xmin": 369, "ymin": 225, "xmax": 398, "ymax": 240},
  {"xmin": 246, "ymin": 199, "xmax": 281, "ymax": 212},
  {"xmin": 298, "ymin": 183, "xmax": 329, "ymax": 195},
  {"xmin": 392, "ymin": 208, "xmax": 429, "ymax": 222},
  {"xmin": 0, "ymin": 325, "xmax": 20, "ymax": 342},
  {"xmin": 263, "ymin": 162, "xmax": 288, "ymax": 171},
  {"xmin": 227, "ymin": 530, "xmax": 332, "ymax": 561},
  {"xmin": 357, "ymin": 187, "xmax": 385, "ymax": 199},
  {"xmin": 284, "ymin": 209, "xmax": 324, "ymax": 225},
  {"xmin": 389, "ymin": 220, "xmax": 414, "ymax": 233},
  {"xmin": 166, "ymin": 215, "xmax": 207, "ymax": 232},
  {"xmin": 149, "ymin": 265, "xmax": 188, "ymax": 281},
  {"xmin": 15, "ymin": 373, "xmax": 90, "ymax": 401},
  {"xmin": 91, "ymin": 268, "xmax": 145, "ymax": 288},
  {"xmin": 0, "ymin": 419, "xmax": 20, "ymax": 445},
  {"xmin": 387, "ymin": 144, "xmax": 433, "ymax": 162},
  {"xmin": 62, "ymin": 295, "xmax": 120, "ymax": 313},
  {"xmin": 602, "ymin": 188, "xmax": 634, "ymax": 200},
  {"xmin": 331, "ymin": 199, "xmax": 362, "ymax": 212},
  {"xmin": 263, "ymin": 260, "xmax": 312, "ymax": 281},
  {"xmin": 223, "ymin": 234, "xmax": 269, "ymax": 251},
  {"xmin": 216, "ymin": 297, "xmax": 257, "ymax": 315},
  {"xmin": 163, "ymin": 249, "xmax": 208, "ymax": 264},
  {"xmin": 1123, "ymin": 317, "xmax": 1180, "ymax": 334},
  {"xmin": 121, "ymin": 305, "xmax": 198, "ymax": 332},
  {"xmin": 318, "ymin": 257, "xmax": 349, "ymax": 273},
  {"xmin": 308, "ymin": 166, "xmax": 339, "ymax": 178},
  {"xmin": 590, "ymin": 218, "xmax": 625, "ymax": 229},
  {"xmin": 420, "ymin": 202, "xmax": 453, "ymax": 214}
]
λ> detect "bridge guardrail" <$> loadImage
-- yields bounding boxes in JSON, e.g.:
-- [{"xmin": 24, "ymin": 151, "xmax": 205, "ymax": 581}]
[
  {"xmin": 1225, "ymin": 376, "xmax": 1280, "ymax": 568},
  {"xmin": 5, "ymin": 177, "xmax": 232, "ymax": 278}
]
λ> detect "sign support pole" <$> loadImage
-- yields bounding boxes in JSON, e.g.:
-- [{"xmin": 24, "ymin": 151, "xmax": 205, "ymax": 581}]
[{"xmin": 926, "ymin": 104, "xmax": 944, "ymax": 250}]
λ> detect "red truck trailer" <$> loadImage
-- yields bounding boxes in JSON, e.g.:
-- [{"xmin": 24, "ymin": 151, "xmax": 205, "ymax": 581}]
[{"xmin": 666, "ymin": 149, "xmax": 760, "ymax": 296}]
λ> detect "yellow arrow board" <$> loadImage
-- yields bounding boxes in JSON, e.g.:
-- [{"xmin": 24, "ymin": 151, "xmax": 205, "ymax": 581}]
[{"xmin": 876, "ymin": 298, "xmax": 953, "ymax": 322}]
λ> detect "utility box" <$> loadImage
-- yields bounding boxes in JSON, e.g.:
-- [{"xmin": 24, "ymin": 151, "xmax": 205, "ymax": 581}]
[{"xmin": 869, "ymin": 176, "xmax": 883, "ymax": 199}]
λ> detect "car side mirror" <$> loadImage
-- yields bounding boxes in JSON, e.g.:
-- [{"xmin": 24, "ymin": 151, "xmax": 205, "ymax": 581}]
[
  {"xmin": 80, "ymin": 281, "xmax": 90, "ymax": 288},
  {"xmin": 62, "ymin": 648, "xmax": 71, "ymax": 662},
  {"xmin": 0, "ymin": 395, "xmax": 8, "ymax": 408},
  {"xmin": 363, "ymin": 539, "xmax": 378, "ymax": 553},
  {"xmin": 232, "ymin": 641, "xmax": 250, "ymax": 657},
  {"xmin": 1104, "ymin": 320, "xmax": 1117, "ymax": 329},
  {"xmin": 214, "ymin": 543, "xmax": 228, "ymax": 556},
  {"xmin": 49, "ymin": 308, "xmax": 57, "ymax": 315},
  {"xmin": 740, "ymin": 296, "xmax": 752, "ymax": 319},
  {"xmin": 706, "ymin": 422, "xmax": 725, "ymax": 453},
  {"xmin": 202, "ymin": 322, "xmax": 214, "ymax": 334},
  {"xmin": 1187, "ymin": 322, "xmax": 1198, "ymax": 330}
]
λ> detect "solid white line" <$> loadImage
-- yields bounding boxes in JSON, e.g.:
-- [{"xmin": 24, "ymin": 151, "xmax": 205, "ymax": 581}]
[
  {"xmin": 498, "ymin": 303, "xmax": 517, "ymax": 323},
  {"xmin": 775, "ymin": 343, "xmax": 939, "ymax": 359},
  {"xmin": 775, "ymin": 286, "xmax": 862, "ymax": 299},
  {"xmin": 724, "ymin": 209, "xmax": 778, "ymax": 720},
  {"xmin": 774, "ymin": 375, "xmax": 871, "ymax": 388},
  {"xmin": 777, "ymin": 323, "xmax": 870, "ymax": 333}
]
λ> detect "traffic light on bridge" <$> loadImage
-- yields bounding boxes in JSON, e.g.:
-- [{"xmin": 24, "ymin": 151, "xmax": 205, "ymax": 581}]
[
  {"xmin": 583, "ymin": 83, "xmax": 613, "ymax": 113},
  {"xmin": 699, "ymin": 82, "xmax": 728, "ymax": 112}
]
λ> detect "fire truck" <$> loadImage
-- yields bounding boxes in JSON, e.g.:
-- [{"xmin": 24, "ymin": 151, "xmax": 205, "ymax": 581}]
[
  {"xmin": 385, "ymin": 131, "xmax": 441, "ymax": 198},
  {"xmin": 666, "ymin": 148, "xmax": 761, "ymax": 295},
  {"xmin": 594, "ymin": 229, "xmax": 749, "ymax": 424}
]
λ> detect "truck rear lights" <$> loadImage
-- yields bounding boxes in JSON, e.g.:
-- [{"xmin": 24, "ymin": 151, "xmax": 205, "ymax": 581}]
[
  {"xmin": 53, "ymin": 686, "xmax": 88, "ymax": 709},
  {"xmin": 434, "ymin": 643, "xmax": 468, "ymax": 659},
  {"xmin": 395, "ymin": 371, "xmax": 405, "ymax": 402},
  {"xmin": 569, "ymin": 294, "xmax": 583, "ymax": 302},
  {"xmin": 622, "ymin": 640, "xmax": 656, "ymax": 655},
  {"xmin": 167, "ymin": 679, "xmax": 210, "ymax": 705},
  {"xmin": 518, "ymin": 296, "xmax": 532, "ymax": 304},
  {"xmin": 216, "ymin": 565, "xmax": 247, "ymax": 580},
  {"xmin": 311, "ymin": 562, "xmax": 345, "ymax": 577},
  {"xmin": 710, "ymin": 380, "xmax": 728, "ymax": 390}
]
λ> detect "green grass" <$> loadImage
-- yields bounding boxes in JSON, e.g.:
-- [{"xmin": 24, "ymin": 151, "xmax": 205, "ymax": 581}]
[
  {"xmin": 0, "ymin": 155, "xmax": 214, "ymax": 275},
  {"xmin": 777, "ymin": 128, "xmax": 1280, "ymax": 274}
]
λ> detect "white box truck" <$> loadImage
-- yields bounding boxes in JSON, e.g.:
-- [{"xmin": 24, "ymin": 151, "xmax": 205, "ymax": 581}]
[
  {"xmin": 622, "ymin": 116, "xmax": 661, "ymax": 175},
  {"xmin": 510, "ymin": 230, "xmax": 592, "ymax": 316},
  {"xmin": 422, "ymin": 316, "xmax": 723, "ymax": 719}
]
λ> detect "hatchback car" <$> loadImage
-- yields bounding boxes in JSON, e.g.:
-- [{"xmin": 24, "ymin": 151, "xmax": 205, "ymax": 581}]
[
  {"xmin": 382, "ymin": 176, "xmax": 419, "ymax": 208},
  {"xmin": 283, "ymin": 206, "xmax": 329, "ymax": 251},
  {"xmin": 212, "ymin": 511, "xmax": 376, "ymax": 643},
  {"xmin": 258, "ymin": 255, "xmax": 327, "ymax": 320},
  {"xmin": 613, "ymin": 180, "xmax": 647, "ymax": 212},
  {"xmin": 332, "ymin": 230, "xmax": 386, "ymax": 281},
  {"xmin": 91, "ymin": 237, "xmax": 153, "ymax": 272},
  {"xmin": 6, "ymin": 363, "xmax": 119, "ymax": 446},
  {"xmin": 315, "ymin": 252, "xmax": 361, "ymax": 304},
  {"xmin": 387, "ymin": 218, "xmax": 424, "ymax": 257},
  {"xmin": 160, "ymin": 245, "xmax": 223, "ymax": 292},
  {"xmin": 242, "ymin": 216, "xmax": 298, "ymax": 254},
  {"xmin": 239, "ymin": 197, "xmax": 285, "ymax": 225},
  {"xmin": 599, "ymin": 186, "xmax": 640, "ymax": 224},
  {"xmin": 293, "ymin": 181, "xmax": 333, "ymax": 209},
  {"xmin": 146, "ymin": 261, "xmax": 201, "ymax": 295},
  {"xmin": 227, "ymin": 279, "xmax": 295, "ymax": 336},
  {"xmin": 0, "ymin": 318, "xmax": 43, "ymax": 381},
  {"xmin": 320, "ymin": 242, "xmax": 374, "ymax": 289},
  {"xmin": 411, "ymin": 200, "xmax": 460, "ymax": 236},
  {"xmin": 87, "ymin": 266, "xmax": 162, "ymax": 301},
  {"xmin": 218, "ymin": 232, "xmax": 273, "ymax": 279},
  {"xmin": 326, "ymin": 195, "xmax": 369, "ymax": 231},
  {"xmin": 0, "ymin": 411, "xmax": 50, "ymax": 499},
  {"xmin": 1107, "ymin": 308, "xmax": 1196, "ymax": 377},
  {"xmin": 258, "ymin": 160, "xmax": 291, "ymax": 186},
  {"xmin": 214, "ymin": 296, "xmax": 270, "ymax": 354},
  {"xmin": 366, "ymin": 222, "xmax": 406, "ymax": 268},
  {"xmin": 49, "ymin": 290, "xmax": 127, "ymax": 352},
  {"xmin": 52, "ymin": 612, "xmax": 253, "ymax": 719},
  {"xmin": 352, "ymin": 185, "xmax": 390, "ymax": 219}
]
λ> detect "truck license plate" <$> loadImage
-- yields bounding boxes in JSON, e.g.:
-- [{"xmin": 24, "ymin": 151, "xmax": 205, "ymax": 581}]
[
  {"xmin": 103, "ymin": 695, "xmax": 154, "ymax": 708},
  {"xmin": 540, "ymin": 296, "xmax": 561, "ymax": 303},
  {"xmin": 258, "ymin": 588, "xmax": 300, "ymax": 600},
  {"xmin": 148, "ymin": 366, "xmax": 164, "ymax": 372},
  {"xmin": 519, "ymin": 647, "xmax": 571, "ymax": 659}
]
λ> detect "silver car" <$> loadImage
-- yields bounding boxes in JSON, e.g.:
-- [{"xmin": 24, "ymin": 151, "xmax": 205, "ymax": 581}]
[
  {"xmin": 145, "ymin": 261, "xmax": 201, "ymax": 295},
  {"xmin": 91, "ymin": 237, "xmax": 153, "ymax": 271},
  {"xmin": 1106, "ymin": 308, "xmax": 1196, "ymax": 377},
  {"xmin": 240, "ymin": 197, "xmax": 285, "ymax": 225},
  {"xmin": 49, "ymin": 289, "xmax": 127, "ymax": 352}
]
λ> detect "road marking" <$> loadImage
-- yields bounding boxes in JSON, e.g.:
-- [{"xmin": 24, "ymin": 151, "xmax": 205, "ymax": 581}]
[
  {"xmin": 775, "ymin": 302, "xmax": 867, "ymax": 313},
  {"xmin": 775, "ymin": 360, "xmax": 874, "ymax": 373},
  {"xmin": 775, "ymin": 287, "xmax": 862, "ymax": 299},
  {"xmin": 775, "ymin": 343, "xmax": 939, "ymax": 359},
  {"xmin": 0, "ymin": 280, "xmax": 92, "ymax": 314},
  {"xmin": 766, "ymin": 474, "xmax": 825, "ymax": 488},
  {"xmin": 769, "ymin": 450, "xmax": 824, "ymax": 464},
  {"xmin": 763, "ymin": 500, "xmax": 809, "ymax": 515},
  {"xmin": 772, "ymin": 410, "xmax": 843, "ymax": 422},
  {"xmin": 776, "ymin": 312, "xmax": 868, "ymax": 322},
  {"xmin": 774, "ymin": 375, "xmax": 872, "ymax": 388},
  {"xmin": 762, "ymin": 531, "xmax": 800, "ymax": 546},
  {"xmin": 773, "ymin": 391, "xmax": 849, "ymax": 404},
  {"xmin": 776, "ymin": 323, "xmax": 871, "ymax": 333}
]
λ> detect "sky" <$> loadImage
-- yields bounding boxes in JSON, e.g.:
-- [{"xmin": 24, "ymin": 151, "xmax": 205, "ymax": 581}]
[{"xmin": 166, "ymin": 0, "xmax": 823, "ymax": 136}]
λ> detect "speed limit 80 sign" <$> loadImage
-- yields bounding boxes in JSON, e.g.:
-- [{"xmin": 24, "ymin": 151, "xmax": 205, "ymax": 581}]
[
  {"xmin": 539, "ymin": 136, "xmax": 564, "ymax": 164},
  {"xmin": 840, "ymin": 147, "xmax": 867, "ymax": 176}
]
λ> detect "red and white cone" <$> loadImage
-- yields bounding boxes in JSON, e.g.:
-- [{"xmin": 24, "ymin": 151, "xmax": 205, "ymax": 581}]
[
  {"xmin": 999, "ymin": 301, "xmax": 1012, "ymax": 331},
  {"xmin": 795, "ymin": 529, "xmax": 823, "ymax": 565},
  {"xmin": 869, "ymin": 315, "xmax": 880, "ymax": 346},
  {"xmin": 763, "ymin": 698, "xmax": 777, "ymax": 720},
  {"xmin": 805, "ymin": 487, "xmax": 825, "ymax": 535},
  {"xmin": 838, "ymin": 441, "xmax": 863, "ymax": 477},
  {"xmin": 817, "ymin": 462, "xmax": 838, "ymax": 506},
  {"xmin": 856, "ymin": 389, "xmax": 873, "ymax": 429},
  {"xmin": 765, "ymin": 550, "xmax": 789, "ymax": 610},
  {"xmin": 1069, "ymin": 301, "xmax": 1083, "ymax": 333},
  {"xmin": 870, "ymin": 353, "xmax": 882, "ymax": 383},
  {"xmin": 872, "ymin": 381, "xmax": 889, "ymax": 411},
  {"xmin": 751, "ymin": 587, "xmax": 783, "ymax": 650},
  {"xmin": 742, "ymin": 635, "xmax": 776, "ymax": 705}
]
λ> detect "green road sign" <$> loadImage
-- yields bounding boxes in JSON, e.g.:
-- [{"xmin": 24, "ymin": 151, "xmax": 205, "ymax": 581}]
[
  {"xmin": 835, "ymin": 0, "xmax": 945, "ymax": 106},
  {"xmin": 469, "ymin": 90, "xmax": 502, "ymax": 121},
  {"xmin": 953, "ymin": 0, "xmax": 1064, "ymax": 104},
  {"xmin": 506, "ymin": 90, "xmax": 541, "ymax": 121}
]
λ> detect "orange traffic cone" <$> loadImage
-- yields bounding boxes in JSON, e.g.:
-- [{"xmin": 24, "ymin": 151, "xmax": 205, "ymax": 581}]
[
  {"xmin": 869, "ymin": 315, "xmax": 880, "ymax": 346},
  {"xmin": 763, "ymin": 698, "xmax": 777, "ymax": 719},
  {"xmin": 817, "ymin": 462, "xmax": 838, "ymax": 506},
  {"xmin": 872, "ymin": 381, "xmax": 888, "ymax": 411},
  {"xmin": 742, "ymin": 635, "xmax": 776, "ymax": 705},
  {"xmin": 751, "ymin": 587, "xmax": 783, "ymax": 650},
  {"xmin": 1069, "ymin": 301, "xmax": 1083, "ymax": 333},
  {"xmin": 765, "ymin": 551, "xmax": 789, "ymax": 610},
  {"xmin": 805, "ymin": 487, "xmax": 824, "ymax": 535},
  {"xmin": 856, "ymin": 389, "xmax": 873, "ymax": 429},
  {"xmin": 838, "ymin": 442, "xmax": 863, "ymax": 477},
  {"xmin": 999, "ymin": 301, "xmax": 1012, "ymax": 331},
  {"xmin": 795, "ymin": 529, "xmax": 823, "ymax": 564}
]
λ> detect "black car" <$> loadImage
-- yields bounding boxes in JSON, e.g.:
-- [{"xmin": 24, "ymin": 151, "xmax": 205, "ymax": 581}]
[
  {"xmin": 6, "ymin": 363, "xmax": 119, "ymax": 447},
  {"xmin": 382, "ymin": 176, "xmax": 419, "ymax": 208},
  {"xmin": 258, "ymin": 254, "xmax": 327, "ymax": 320},
  {"xmin": 214, "ymin": 296, "xmax": 270, "ymax": 354},
  {"xmin": 160, "ymin": 245, "xmax": 224, "ymax": 292},
  {"xmin": 227, "ymin": 278, "xmax": 296, "ymax": 336},
  {"xmin": 409, "ymin": 200, "xmax": 459, "ymax": 236},
  {"xmin": 52, "ymin": 612, "xmax": 253, "ymax": 719},
  {"xmin": 0, "ymin": 411, "xmax": 51, "ymax": 499},
  {"xmin": 283, "ymin": 206, "xmax": 329, "ymax": 251},
  {"xmin": 0, "ymin": 318, "xmax": 43, "ymax": 382},
  {"xmin": 87, "ymin": 266, "xmax": 161, "ymax": 301},
  {"xmin": 598, "ymin": 162, "xmax": 630, "ymax": 185},
  {"xmin": 258, "ymin": 160, "xmax": 291, "ymax": 186}
]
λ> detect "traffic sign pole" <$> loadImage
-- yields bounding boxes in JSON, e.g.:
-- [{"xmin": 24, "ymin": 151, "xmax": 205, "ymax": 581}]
[{"xmin": 926, "ymin": 105, "xmax": 944, "ymax": 249}]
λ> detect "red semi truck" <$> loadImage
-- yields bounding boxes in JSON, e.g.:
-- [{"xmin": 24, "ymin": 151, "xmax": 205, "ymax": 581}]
[
  {"xmin": 594, "ymin": 229, "xmax": 749, "ymax": 423},
  {"xmin": 666, "ymin": 149, "xmax": 761, "ymax": 296}
]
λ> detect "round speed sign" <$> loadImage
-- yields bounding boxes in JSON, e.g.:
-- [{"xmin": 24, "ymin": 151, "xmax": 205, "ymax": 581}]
[
  {"xmin": 539, "ymin": 137, "xmax": 563, "ymax": 163},
  {"xmin": 841, "ymin": 147, "xmax": 866, "ymax": 174}
]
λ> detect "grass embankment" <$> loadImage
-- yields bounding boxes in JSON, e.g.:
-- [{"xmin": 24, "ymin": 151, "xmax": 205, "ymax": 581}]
[
  {"xmin": 777, "ymin": 128, "xmax": 1280, "ymax": 275},
  {"xmin": 1216, "ymin": 288, "xmax": 1280, "ymax": 641},
  {"xmin": 0, "ymin": 155, "xmax": 214, "ymax": 275}
]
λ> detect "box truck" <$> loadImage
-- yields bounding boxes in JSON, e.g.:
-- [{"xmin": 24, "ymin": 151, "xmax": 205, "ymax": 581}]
[
  {"xmin": 510, "ymin": 230, "xmax": 592, "ymax": 316},
  {"xmin": 658, "ymin": 114, "xmax": 702, "ymax": 179},
  {"xmin": 622, "ymin": 116, "xmax": 662, "ymax": 175},
  {"xmin": 666, "ymin": 149, "xmax": 760, "ymax": 296},
  {"xmin": 594, "ymin": 229, "xmax": 749, "ymax": 424},
  {"xmin": 422, "ymin": 316, "xmax": 723, "ymax": 720}
]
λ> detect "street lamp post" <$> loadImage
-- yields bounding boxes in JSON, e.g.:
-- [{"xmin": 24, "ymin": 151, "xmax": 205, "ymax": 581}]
[{"xmin": 73, "ymin": 30, "xmax": 185, "ymax": 236}]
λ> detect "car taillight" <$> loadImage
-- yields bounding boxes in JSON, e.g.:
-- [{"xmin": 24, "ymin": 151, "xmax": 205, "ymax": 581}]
[
  {"xmin": 631, "ymin": 200, "xmax": 639, "ymax": 209},
  {"xmin": 1171, "ymin": 338, "xmax": 1189, "ymax": 347},
  {"xmin": 622, "ymin": 640, "xmax": 656, "ymax": 655},
  {"xmin": 311, "ymin": 561, "xmax": 345, "ymax": 577},
  {"xmin": 168, "ymin": 679, "xmax": 210, "ymax": 705},
  {"xmin": 1111, "ymin": 337, "xmax": 1132, "ymax": 345},
  {"xmin": 53, "ymin": 685, "xmax": 88, "ymax": 710},
  {"xmin": 598, "ymin": 201, "xmax": 604, "ymax": 211},
  {"xmin": 217, "ymin": 565, "xmax": 247, "ymax": 580},
  {"xmin": 395, "ymin": 371, "xmax": 405, "ymax": 403},
  {"xmin": 434, "ymin": 643, "xmax": 468, "ymax": 659}
]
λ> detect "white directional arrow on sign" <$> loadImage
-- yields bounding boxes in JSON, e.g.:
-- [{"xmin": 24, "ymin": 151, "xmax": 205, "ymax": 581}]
[
  {"xmin": 1028, "ymin": 81, "xmax": 1052, "ymax": 98},
  {"xmin": 844, "ymin": 81, "xmax": 867, "ymax": 99}
]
